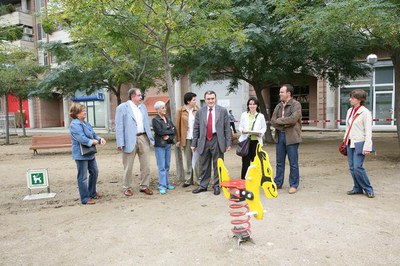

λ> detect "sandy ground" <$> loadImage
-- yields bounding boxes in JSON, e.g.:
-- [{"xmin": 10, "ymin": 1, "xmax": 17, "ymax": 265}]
[{"xmin": 0, "ymin": 131, "xmax": 399, "ymax": 265}]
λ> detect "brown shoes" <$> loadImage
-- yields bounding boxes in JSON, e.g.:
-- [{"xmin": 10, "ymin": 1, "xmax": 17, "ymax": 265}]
[
  {"xmin": 140, "ymin": 187, "xmax": 153, "ymax": 195},
  {"xmin": 92, "ymin": 192, "xmax": 104, "ymax": 199},
  {"xmin": 289, "ymin": 187, "xmax": 297, "ymax": 194},
  {"xmin": 84, "ymin": 199, "xmax": 95, "ymax": 205},
  {"xmin": 124, "ymin": 188, "xmax": 133, "ymax": 196}
]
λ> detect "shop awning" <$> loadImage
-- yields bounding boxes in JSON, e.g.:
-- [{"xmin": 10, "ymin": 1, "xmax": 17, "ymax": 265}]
[{"xmin": 71, "ymin": 92, "xmax": 104, "ymax": 102}]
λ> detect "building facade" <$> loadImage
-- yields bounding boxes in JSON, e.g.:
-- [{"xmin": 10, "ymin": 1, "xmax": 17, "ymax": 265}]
[{"xmin": 0, "ymin": 0, "xmax": 396, "ymax": 131}]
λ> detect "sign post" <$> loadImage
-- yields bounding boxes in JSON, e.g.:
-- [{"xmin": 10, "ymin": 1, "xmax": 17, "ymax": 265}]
[{"xmin": 23, "ymin": 169, "xmax": 56, "ymax": 200}]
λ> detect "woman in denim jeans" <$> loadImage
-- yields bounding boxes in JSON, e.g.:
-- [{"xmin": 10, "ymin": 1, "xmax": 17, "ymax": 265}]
[
  {"xmin": 344, "ymin": 89, "xmax": 375, "ymax": 198},
  {"xmin": 69, "ymin": 103, "xmax": 106, "ymax": 205},
  {"xmin": 152, "ymin": 101, "xmax": 176, "ymax": 194}
]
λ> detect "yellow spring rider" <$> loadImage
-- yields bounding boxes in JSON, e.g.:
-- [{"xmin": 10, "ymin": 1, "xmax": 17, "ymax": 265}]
[{"xmin": 217, "ymin": 143, "xmax": 278, "ymax": 245}]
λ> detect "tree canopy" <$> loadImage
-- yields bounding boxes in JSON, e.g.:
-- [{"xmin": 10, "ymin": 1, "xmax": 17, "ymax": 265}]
[{"xmin": 273, "ymin": 0, "xmax": 400, "ymax": 141}]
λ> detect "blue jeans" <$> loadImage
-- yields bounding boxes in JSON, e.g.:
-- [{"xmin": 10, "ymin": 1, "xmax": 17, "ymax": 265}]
[
  {"xmin": 154, "ymin": 145, "xmax": 171, "ymax": 190},
  {"xmin": 75, "ymin": 159, "xmax": 98, "ymax": 204},
  {"xmin": 346, "ymin": 145, "xmax": 374, "ymax": 194},
  {"xmin": 274, "ymin": 131, "xmax": 300, "ymax": 188}
]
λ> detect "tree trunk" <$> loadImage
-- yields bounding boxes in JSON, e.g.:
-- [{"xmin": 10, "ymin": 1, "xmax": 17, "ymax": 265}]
[
  {"xmin": 18, "ymin": 97, "xmax": 26, "ymax": 137},
  {"xmin": 254, "ymin": 85, "xmax": 274, "ymax": 144},
  {"xmin": 162, "ymin": 47, "xmax": 184, "ymax": 181},
  {"xmin": 391, "ymin": 51, "xmax": 400, "ymax": 144},
  {"xmin": 4, "ymin": 96, "xmax": 10, "ymax": 145},
  {"xmin": 116, "ymin": 84, "xmax": 122, "ymax": 105}
]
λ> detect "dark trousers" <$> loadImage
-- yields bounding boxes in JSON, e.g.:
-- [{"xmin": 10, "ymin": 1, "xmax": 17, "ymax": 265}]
[
  {"xmin": 241, "ymin": 140, "xmax": 259, "ymax": 179},
  {"xmin": 199, "ymin": 135, "xmax": 224, "ymax": 189},
  {"xmin": 230, "ymin": 122, "xmax": 237, "ymax": 133}
]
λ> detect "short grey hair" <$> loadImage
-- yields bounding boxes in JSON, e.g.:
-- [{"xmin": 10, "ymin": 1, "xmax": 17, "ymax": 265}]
[{"xmin": 154, "ymin": 101, "xmax": 165, "ymax": 110}]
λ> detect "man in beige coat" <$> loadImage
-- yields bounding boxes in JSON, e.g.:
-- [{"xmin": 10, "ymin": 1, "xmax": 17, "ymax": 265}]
[{"xmin": 271, "ymin": 84, "xmax": 302, "ymax": 194}]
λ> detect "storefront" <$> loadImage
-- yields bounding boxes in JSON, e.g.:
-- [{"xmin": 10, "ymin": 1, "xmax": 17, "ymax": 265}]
[{"xmin": 71, "ymin": 90, "xmax": 107, "ymax": 128}]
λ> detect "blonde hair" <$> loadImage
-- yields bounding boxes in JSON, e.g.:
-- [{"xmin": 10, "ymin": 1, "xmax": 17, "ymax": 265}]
[{"xmin": 69, "ymin": 103, "xmax": 85, "ymax": 119}]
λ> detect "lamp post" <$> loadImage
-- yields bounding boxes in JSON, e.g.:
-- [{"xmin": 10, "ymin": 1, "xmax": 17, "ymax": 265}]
[{"xmin": 366, "ymin": 54, "xmax": 378, "ymax": 112}]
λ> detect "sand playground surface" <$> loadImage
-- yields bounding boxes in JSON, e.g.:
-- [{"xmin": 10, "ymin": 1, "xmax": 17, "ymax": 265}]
[{"xmin": 1, "ymin": 131, "xmax": 399, "ymax": 265}]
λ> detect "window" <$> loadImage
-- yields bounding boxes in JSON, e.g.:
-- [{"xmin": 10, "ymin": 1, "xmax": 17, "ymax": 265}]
[{"xmin": 339, "ymin": 63, "xmax": 395, "ymax": 127}]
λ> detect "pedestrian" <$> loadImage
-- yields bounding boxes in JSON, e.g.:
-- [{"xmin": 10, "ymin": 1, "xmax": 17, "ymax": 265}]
[
  {"xmin": 191, "ymin": 90, "xmax": 231, "ymax": 195},
  {"xmin": 344, "ymin": 89, "xmax": 375, "ymax": 198},
  {"xmin": 69, "ymin": 103, "xmax": 106, "ymax": 205},
  {"xmin": 115, "ymin": 88, "xmax": 155, "ymax": 196},
  {"xmin": 176, "ymin": 92, "xmax": 200, "ymax": 187},
  {"xmin": 238, "ymin": 97, "xmax": 266, "ymax": 179},
  {"xmin": 271, "ymin": 84, "xmax": 302, "ymax": 194},
  {"xmin": 229, "ymin": 110, "xmax": 237, "ymax": 134},
  {"xmin": 152, "ymin": 101, "xmax": 176, "ymax": 195}
]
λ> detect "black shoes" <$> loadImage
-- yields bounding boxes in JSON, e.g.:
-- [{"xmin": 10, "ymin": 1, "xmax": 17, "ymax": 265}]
[
  {"xmin": 192, "ymin": 186, "xmax": 221, "ymax": 195},
  {"xmin": 347, "ymin": 190, "xmax": 375, "ymax": 198},
  {"xmin": 192, "ymin": 187, "xmax": 207, "ymax": 194},
  {"xmin": 347, "ymin": 190, "xmax": 363, "ymax": 195},
  {"xmin": 182, "ymin": 183, "xmax": 190, "ymax": 188}
]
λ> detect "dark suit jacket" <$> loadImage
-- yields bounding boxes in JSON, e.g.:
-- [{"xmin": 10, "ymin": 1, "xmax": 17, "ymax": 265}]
[{"xmin": 191, "ymin": 105, "xmax": 231, "ymax": 154}]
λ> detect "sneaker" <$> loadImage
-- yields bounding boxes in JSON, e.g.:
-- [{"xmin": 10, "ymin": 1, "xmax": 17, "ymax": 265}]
[
  {"xmin": 160, "ymin": 189, "xmax": 167, "ymax": 195},
  {"xmin": 366, "ymin": 192, "xmax": 375, "ymax": 198},
  {"xmin": 167, "ymin": 185, "xmax": 175, "ymax": 190},
  {"xmin": 288, "ymin": 187, "xmax": 297, "ymax": 194}
]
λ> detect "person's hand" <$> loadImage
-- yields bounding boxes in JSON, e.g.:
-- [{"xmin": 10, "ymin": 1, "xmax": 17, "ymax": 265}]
[
  {"xmin": 162, "ymin": 135, "xmax": 169, "ymax": 140},
  {"xmin": 191, "ymin": 146, "xmax": 196, "ymax": 152},
  {"xmin": 363, "ymin": 150, "xmax": 371, "ymax": 155},
  {"xmin": 176, "ymin": 141, "xmax": 180, "ymax": 147},
  {"xmin": 92, "ymin": 139, "xmax": 99, "ymax": 145},
  {"xmin": 226, "ymin": 146, "xmax": 231, "ymax": 152},
  {"xmin": 242, "ymin": 130, "xmax": 248, "ymax": 134},
  {"xmin": 100, "ymin": 138, "xmax": 106, "ymax": 145}
]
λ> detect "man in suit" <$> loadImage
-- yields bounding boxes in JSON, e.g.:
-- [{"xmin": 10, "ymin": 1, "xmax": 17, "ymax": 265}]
[
  {"xmin": 191, "ymin": 90, "xmax": 231, "ymax": 195},
  {"xmin": 115, "ymin": 88, "xmax": 155, "ymax": 196}
]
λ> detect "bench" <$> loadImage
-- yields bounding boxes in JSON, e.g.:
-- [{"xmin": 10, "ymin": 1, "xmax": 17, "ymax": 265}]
[{"xmin": 30, "ymin": 135, "xmax": 72, "ymax": 155}]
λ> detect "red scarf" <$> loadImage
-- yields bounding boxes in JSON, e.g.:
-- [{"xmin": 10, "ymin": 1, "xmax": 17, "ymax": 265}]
[{"xmin": 348, "ymin": 105, "xmax": 362, "ymax": 123}]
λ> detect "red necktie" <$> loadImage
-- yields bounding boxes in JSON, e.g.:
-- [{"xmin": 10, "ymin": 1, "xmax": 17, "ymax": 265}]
[{"xmin": 207, "ymin": 108, "xmax": 213, "ymax": 140}]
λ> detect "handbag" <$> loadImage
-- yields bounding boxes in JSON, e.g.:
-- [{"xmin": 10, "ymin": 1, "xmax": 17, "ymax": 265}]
[
  {"xmin": 236, "ymin": 138, "xmax": 251, "ymax": 156},
  {"xmin": 339, "ymin": 113, "xmax": 359, "ymax": 156},
  {"xmin": 80, "ymin": 144, "xmax": 97, "ymax": 156},
  {"xmin": 236, "ymin": 113, "xmax": 258, "ymax": 157}
]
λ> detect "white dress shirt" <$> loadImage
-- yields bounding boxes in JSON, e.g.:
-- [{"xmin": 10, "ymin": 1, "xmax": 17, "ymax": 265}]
[{"xmin": 129, "ymin": 100, "xmax": 144, "ymax": 133}]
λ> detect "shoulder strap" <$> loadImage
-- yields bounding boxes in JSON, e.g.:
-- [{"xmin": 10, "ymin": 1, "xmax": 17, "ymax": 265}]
[
  {"xmin": 343, "ymin": 113, "xmax": 360, "ymax": 145},
  {"xmin": 251, "ymin": 113, "xmax": 259, "ymax": 131}
]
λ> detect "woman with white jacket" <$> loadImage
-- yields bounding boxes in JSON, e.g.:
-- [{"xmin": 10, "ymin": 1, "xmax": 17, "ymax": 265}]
[
  {"xmin": 344, "ymin": 89, "xmax": 375, "ymax": 198},
  {"xmin": 238, "ymin": 97, "xmax": 267, "ymax": 179}
]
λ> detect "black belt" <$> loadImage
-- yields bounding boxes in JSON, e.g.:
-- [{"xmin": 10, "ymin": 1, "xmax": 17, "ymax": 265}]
[{"xmin": 136, "ymin": 132, "xmax": 145, "ymax": 136}]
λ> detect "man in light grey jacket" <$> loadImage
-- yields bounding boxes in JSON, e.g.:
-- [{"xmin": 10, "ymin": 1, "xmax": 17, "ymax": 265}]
[
  {"xmin": 271, "ymin": 84, "xmax": 302, "ymax": 194},
  {"xmin": 191, "ymin": 90, "xmax": 231, "ymax": 195},
  {"xmin": 115, "ymin": 88, "xmax": 155, "ymax": 196}
]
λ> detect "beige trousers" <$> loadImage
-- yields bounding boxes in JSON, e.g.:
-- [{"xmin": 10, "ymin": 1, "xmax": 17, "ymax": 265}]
[{"xmin": 122, "ymin": 135, "xmax": 151, "ymax": 190}]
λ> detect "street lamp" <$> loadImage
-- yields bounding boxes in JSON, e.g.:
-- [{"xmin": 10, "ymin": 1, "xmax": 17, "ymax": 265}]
[{"xmin": 366, "ymin": 53, "xmax": 378, "ymax": 112}]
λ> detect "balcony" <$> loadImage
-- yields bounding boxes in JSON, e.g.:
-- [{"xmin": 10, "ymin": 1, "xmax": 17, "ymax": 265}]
[
  {"xmin": 11, "ymin": 38, "xmax": 34, "ymax": 50},
  {"xmin": 0, "ymin": 9, "xmax": 33, "ymax": 27}
]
